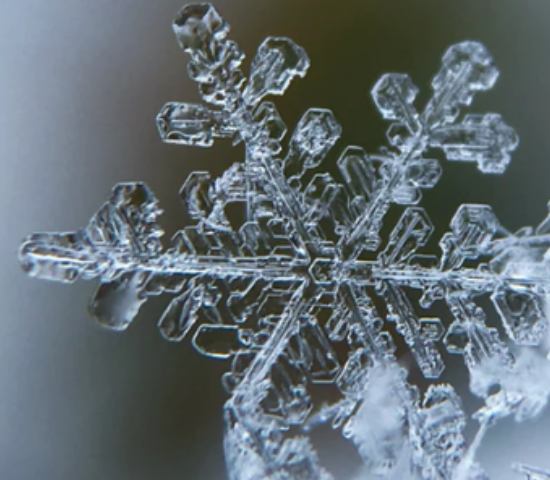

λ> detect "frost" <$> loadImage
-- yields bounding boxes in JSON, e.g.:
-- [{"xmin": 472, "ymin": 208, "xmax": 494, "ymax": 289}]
[{"xmin": 18, "ymin": 3, "xmax": 550, "ymax": 480}]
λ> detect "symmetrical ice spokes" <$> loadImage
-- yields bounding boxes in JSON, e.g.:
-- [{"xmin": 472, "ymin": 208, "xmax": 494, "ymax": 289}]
[
  {"xmin": 339, "ymin": 41, "xmax": 518, "ymax": 258},
  {"xmin": 18, "ymin": 3, "xmax": 550, "ymax": 480},
  {"xmin": 157, "ymin": 3, "xmax": 309, "ymax": 157}
]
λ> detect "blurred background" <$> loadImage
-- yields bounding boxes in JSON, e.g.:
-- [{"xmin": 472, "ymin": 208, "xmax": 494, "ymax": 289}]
[{"xmin": 1, "ymin": 0, "xmax": 550, "ymax": 479}]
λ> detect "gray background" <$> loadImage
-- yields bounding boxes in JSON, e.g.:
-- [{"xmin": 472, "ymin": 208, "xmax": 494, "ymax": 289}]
[{"xmin": 1, "ymin": 1, "xmax": 550, "ymax": 479}]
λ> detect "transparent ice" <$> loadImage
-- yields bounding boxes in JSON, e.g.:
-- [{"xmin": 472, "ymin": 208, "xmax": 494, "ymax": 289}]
[
  {"xmin": 514, "ymin": 465, "xmax": 550, "ymax": 480},
  {"xmin": 18, "ymin": 3, "xmax": 550, "ymax": 479}
]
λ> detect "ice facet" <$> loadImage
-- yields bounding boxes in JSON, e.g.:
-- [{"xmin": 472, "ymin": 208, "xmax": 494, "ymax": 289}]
[
  {"xmin": 285, "ymin": 109, "xmax": 342, "ymax": 174},
  {"xmin": 426, "ymin": 41, "xmax": 498, "ymax": 126},
  {"xmin": 157, "ymin": 102, "xmax": 234, "ymax": 146},
  {"xmin": 173, "ymin": 3, "xmax": 228, "ymax": 56},
  {"xmin": 158, "ymin": 283, "xmax": 204, "ymax": 341},
  {"xmin": 430, "ymin": 113, "xmax": 518, "ymax": 173},
  {"xmin": 243, "ymin": 37, "xmax": 310, "ymax": 106}
]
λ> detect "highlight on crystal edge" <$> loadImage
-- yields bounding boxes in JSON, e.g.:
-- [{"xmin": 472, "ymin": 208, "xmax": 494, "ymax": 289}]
[{"xmin": 18, "ymin": 3, "xmax": 550, "ymax": 480}]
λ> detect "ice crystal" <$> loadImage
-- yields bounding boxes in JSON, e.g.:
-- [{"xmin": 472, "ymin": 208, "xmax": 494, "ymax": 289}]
[
  {"xmin": 18, "ymin": 3, "xmax": 550, "ymax": 480},
  {"xmin": 514, "ymin": 464, "xmax": 550, "ymax": 480}
]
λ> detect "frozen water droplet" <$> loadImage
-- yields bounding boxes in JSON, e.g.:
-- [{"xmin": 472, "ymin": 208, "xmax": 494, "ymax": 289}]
[{"xmin": 89, "ymin": 272, "xmax": 148, "ymax": 331}]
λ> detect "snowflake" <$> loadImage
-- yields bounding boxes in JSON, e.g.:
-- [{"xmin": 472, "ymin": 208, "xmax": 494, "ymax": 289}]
[{"xmin": 18, "ymin": 4, "xmax": 550, "ymax": 480}]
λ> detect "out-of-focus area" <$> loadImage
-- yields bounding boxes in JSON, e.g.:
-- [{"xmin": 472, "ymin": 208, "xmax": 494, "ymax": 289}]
[{"xmin": 0, "ymin": 1, "xmax": 549, "ymax": 479}]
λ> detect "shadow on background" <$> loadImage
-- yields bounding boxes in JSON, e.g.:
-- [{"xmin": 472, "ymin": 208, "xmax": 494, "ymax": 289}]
[{"xmin": 0, "ymin": 1, "xmax": 549, "ymax": 479}]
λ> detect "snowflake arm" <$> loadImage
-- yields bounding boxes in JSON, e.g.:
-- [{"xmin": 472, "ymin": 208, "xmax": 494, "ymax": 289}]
[
  {"xmin": 514, "ymin": 464, "xmax": 550, "ymax": 480},
  {"xmin": 338, "ymin": 41, "xmax": 518, "ymax": 258}
]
